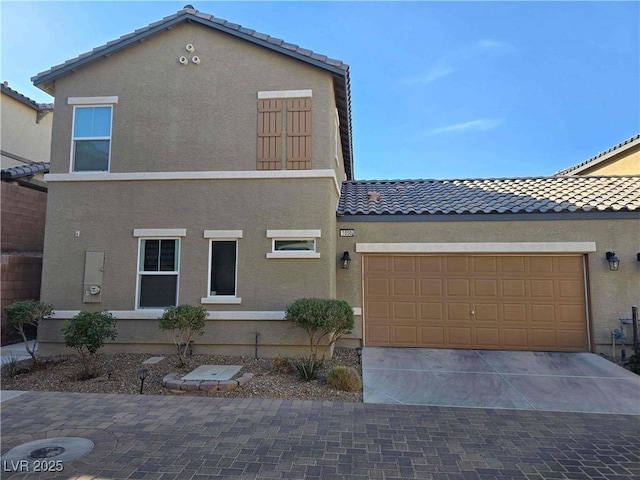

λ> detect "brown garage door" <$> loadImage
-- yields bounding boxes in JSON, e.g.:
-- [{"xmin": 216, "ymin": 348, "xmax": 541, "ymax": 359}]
[{"xmin": 364, "ymin": 255, "xmax": 588, "ymax": 351}]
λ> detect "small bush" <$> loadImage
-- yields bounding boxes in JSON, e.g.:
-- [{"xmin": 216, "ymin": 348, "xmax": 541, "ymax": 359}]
[
  {"xmin": 62, "ymin": 310, "xmax": 117, "ymax": 377},
  {"xmin": 624, "ymin": 355, "xmax": 640, "ymax": 375},
  {"xmin": 270, "ymin": 354, "xmax": 294, "ymax": 374},
  {"xmin": 3, "ymin": 300, "xmax": 53, "ymax": 363},
  {"xmin": 284, "ymin": 298, "xmax": 354, "ymax": 362},
  {"xmin": 158, "ymin": 305, "xmax": 207, "ymax": 367},
  {"xmin": 2, "ymin": 352, "xmax": 21, "ymax": 378},
  {"xmin": 326, "ymin": 364, "xmax": 362, "ymax": 392},
  {"xmin": 291, "ymin": 355, "xmax": 321, "ymax": 381}
]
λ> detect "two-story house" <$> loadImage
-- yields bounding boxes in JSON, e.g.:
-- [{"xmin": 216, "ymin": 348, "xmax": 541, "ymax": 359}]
[{"xmin": 33, "ymin": 6, "xmax": 639, "ymax": 358}]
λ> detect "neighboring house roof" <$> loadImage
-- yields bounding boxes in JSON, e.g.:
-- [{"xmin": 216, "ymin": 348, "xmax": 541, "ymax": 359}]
[
  {"xmin": 337, "ymin": 176, "xmax": 640, "ymax": 216},
  {"xmin": 1, "ymin": 83, "xmax": 53, "ymax": 112},
  {"xmin": 554, "ymin": 133, "xmax": 640, "ymax": 176},
  {"xmin": 1, "ymin": 162, "xmax": 50, "ymax": 180},
  {"xmin": 31, "ymin": 5, "xmax": 354, "ymax": 180}
]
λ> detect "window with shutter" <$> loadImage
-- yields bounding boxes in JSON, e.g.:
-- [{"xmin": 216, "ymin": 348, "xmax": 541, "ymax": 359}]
[
  {"xmin": 286, "ymin": 98, "xmax": 312, "ymax": 170},
  {"xmin": 257, "ymin": 99, "xmax": 283, "ymax": 170}
]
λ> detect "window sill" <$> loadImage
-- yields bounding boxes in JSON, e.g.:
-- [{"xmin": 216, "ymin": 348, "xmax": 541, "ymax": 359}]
[
  {"xmin": 200, "ymin": 296, "xmax": 242, "ymax": 304},
  {"xmin": 266, "ymin": 252, "xmax": 321, "ymax": 259}
]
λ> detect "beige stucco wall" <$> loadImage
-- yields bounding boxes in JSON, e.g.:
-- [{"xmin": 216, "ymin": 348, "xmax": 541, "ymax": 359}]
[
  {"xmin": 335, "ymin": 217, "xmax": 640, "ymax": 354},
  {"xmin": 49, "ymin": 22, "xmax": 342, "ymax": 175},
  {"xmin": 579, "ymin": 146, "xmax": 640, "ymax": 176},
  {"xmin": 0, "ymin": 93, "xmax": 52, "ymax": 165}
]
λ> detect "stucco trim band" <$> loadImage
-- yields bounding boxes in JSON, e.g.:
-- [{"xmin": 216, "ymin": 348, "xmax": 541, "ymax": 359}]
[
  {"xmin": 133, "ymin": 228, "xmax": 186, "ymax": 237},
  {"xmin": 200, "ymin": 296, "xmax": 242, "ymax": 304},
  {"xmin": 52, "ymin": 308, "xmax": 361, "ymax": 319},
  {"xmin": 45, "ymin": 170, "xmax": 341, "ymax": 196},
  {"xmin": 204, "ymin": 230, "xmax": 243, "ymax": 239},
  {"xmin": 266, "ymin": 230, "xmax": 321, "ymax": 238},
  {"xmin": 68, "ymin": 96, "xmax": 119, "ymax": 105},
  {"xmin": 355, "ymin": 242, "xmax": 597, "ymax": 254},
  {"xmin": 266, "ymin": 252, "xmax": 322, "ymax": 259},
  {"xmin": 258, "ymin": 90, "xmax": 312, "ymax": 99}
]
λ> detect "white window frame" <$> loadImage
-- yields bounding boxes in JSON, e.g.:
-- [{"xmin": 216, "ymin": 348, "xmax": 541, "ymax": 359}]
[
  {"xmin": 266, "ymin": 229, "xmax": 321, "ymax": 259},
  {"xmin": 201, "ymin": 230, "xmax": 242, "ymax": 304},
  {"xmin": 69, "ymin": 104, "xmax": 114, "ymax": 173},
  {"xmin": 135, "ymin": 237, "xmax": 181, "ymax": 310}
]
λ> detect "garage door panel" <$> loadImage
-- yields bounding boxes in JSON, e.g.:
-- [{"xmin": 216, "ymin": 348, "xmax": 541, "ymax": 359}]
[
  {"xmin": 420, "ymin": 279, "xmax": 443, "ymax": 296},
  {"xmin": 503, "ymin": 329, "xmax": 529, "ymax": 349},
  {"xmin": 363, "ymin": 255, "xmax": 587, "ymax": 352},
  {"xmin": 503, "ymin": 279, "xmax": 526, "ymax": 297},
  {"xmin": 392, "ymin": 326, "xmax": 418, "ymax": 345},
  {"xmin": 447, "ymin": 279, "xmax": 471, "ymax": 296},
  {"xmin": 447, "ymin": 327, "xmax": 472, "ymax": 347},
  {"xmin": 393, "ymin": 278, "xmax": 416, "ymax": 296},
  {"xmin": 448, "ymin": 303, "xmax": 471, "ymax": 321},
  {"xmin": 420, "ymin": 303, "xmax": 444, "ymax": 320},
  {"xmin": 365, "ymin": 301, "xmax": 390, "ymax": 319},
  {"xmin": 367, "ymin": 278, "xmax": 390, "ymax": 296},
  {"xmin": 476, "ymin": 328, "xmax": 500, "ymax": 348},
  {"xmin": 420, "ymin": 327, "xmax": 444, "ymax": 346},
  {"xmin": 393, "ymin": 256, "xmax": 417, "ymax": 273},
  {"xmin": 475, "ymin": 304, "xmax": 499, "ymax": 322},
  {"xmin": 530, "ymin": 304, "xmax": 556, "ymax": 323},
  {"xmin": 475, "ymin": 279, "xmax": 498, "ymax": 296},
  {"xmin": 393, "ymin": 302, "xmax": 416, "ymax": 320},
  {"xmin": 530, "ymin": 280, "xmax": 555, "ymax": 299},
  {"xmin": 503, "ymin": 304, "xmax": 526, "ymax": 322}
]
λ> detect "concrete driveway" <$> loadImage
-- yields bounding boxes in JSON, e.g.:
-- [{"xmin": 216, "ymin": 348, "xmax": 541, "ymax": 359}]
[{"xmin": 363, "ymin": 347, "xmax": 640, "ymax": 414}]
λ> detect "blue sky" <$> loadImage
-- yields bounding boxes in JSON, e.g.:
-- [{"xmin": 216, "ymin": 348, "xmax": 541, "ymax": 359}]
[{"xmin": 2, "ymin": 1, "xmax": 638, "ymax": 180}]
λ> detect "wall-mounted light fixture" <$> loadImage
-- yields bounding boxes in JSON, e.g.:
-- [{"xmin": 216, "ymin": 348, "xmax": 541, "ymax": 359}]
[
  {"xmin": 637, "ymin": 253, "xmax": 640, "ymax": 262},
  {"xmin": 340, "ymin": 251, "xmax": 351, "ymax": 270},
  {"xmin": 606, "ymin": 251, "xmax": 620, "ymax": 271}
]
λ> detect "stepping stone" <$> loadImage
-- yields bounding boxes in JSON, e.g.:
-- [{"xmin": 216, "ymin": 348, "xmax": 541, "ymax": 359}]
[
  {"xmin": 143, "ymin": 356, "xmax": 166, "ymax": 365},
  {"xmin": 181, "ymin": 365, "xmax": 242, "ymax": 381}
]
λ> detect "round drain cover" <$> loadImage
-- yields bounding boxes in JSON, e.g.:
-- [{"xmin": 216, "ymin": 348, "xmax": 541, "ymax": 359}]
[{"xmin": 1, "ymin": 437, "xmax": 94, "ymax": 469}]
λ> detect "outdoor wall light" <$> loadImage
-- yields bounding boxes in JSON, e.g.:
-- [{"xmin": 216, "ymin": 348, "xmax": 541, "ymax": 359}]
[
  {"xmin": 341, "ymin": 251, "xmax": 352, "ymax": 270},
  {"xmin": 606, "ymin": 251, "xmax": 620, "ymax": 271},
  {"xmin": 138, "ymin": 367, "xmax": 149, "ymax": 395},
  {"xmin": 637, "ymin": 253, "xmax": 640, "ymax": 262}
]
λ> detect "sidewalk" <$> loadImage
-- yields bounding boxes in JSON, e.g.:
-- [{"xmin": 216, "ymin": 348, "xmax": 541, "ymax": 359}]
[
  {"xmin": 0, "ymin": 340, "xmax": 37, "ymax": 363},
  {"xmin": 1, "ymin": 391, "xmax": 638, "ymax": 479}
]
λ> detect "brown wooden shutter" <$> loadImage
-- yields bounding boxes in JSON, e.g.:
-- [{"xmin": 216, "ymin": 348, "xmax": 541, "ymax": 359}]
[
  {"xmin": 257, "ymin": 99, "xmax": 282, "ymax": 170},
  {"xmin": 286, "ymin": 98, "xmax": 312, "ymax": 170}
]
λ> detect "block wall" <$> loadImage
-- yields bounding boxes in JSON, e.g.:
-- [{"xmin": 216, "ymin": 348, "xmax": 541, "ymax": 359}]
[{"xmin": 1, "ymin": 182, "xmax": 47, "ymax": 251}]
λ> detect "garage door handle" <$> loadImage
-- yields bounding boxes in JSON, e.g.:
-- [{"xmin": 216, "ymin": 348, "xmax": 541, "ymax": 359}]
[{"xmin": 470, "ymin": 310, "xmax": 475, "ymax": 315}]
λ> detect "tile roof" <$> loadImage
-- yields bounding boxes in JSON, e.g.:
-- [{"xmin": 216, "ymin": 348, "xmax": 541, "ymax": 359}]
[
  {"xmin": 337, "ymin": 176, "xmax": 640, "ymax": 216},
  {"xmin": 554, "ymin": 133, "xmax": 640, "ymax": 176},
  {"xmin": 1, "ymin": 162, "xmax": 50, "ymax": 180},
  {"xmin": 1, "ymin": 84, "xmax": 53, "ymax": 111},
  {"xmin": 30, "ymin": 6, "xmax": 353, "ymax": 180}
]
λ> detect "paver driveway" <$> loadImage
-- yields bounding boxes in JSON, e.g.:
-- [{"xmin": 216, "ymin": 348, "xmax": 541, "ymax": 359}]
[
  {"xmin": 363, "ymin": 348, "xmax": 640, "ymax": 414},
  {"xmin": 1, "ymin": 391, "xmax": 639, "ymax": 479}
]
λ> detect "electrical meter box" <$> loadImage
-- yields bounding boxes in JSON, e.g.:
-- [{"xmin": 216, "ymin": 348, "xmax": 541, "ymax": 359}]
[{"xmin": 83, "ymin": 250, "xmax": 104, "ymax": 303}]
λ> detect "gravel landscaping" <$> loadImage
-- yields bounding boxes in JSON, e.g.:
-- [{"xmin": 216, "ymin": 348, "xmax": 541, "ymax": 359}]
[{"xmin": 1, "ymin": 347, "xmax": 362, "ymax": 402}]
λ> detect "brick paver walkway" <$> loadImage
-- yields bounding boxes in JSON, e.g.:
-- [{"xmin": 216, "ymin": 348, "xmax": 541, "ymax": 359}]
[{"xmin": 1, "ymin": 391, "xmax": 638, "ymax": 479}]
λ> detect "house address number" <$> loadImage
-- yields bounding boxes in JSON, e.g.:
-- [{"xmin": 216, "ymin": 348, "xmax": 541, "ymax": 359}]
[{"xmin": 339, "ymin": 229, "xmax": 355, "ymax": 237}]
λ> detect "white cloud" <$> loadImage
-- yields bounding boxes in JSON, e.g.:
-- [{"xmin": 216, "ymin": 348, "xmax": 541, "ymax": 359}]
[
  {"xmin": 401, "ymin": 65, "xmax": 454, "ymax": 86},
  {"xmin": 430, "ymin": 118, "xmax": 502, "ymax": 135}
]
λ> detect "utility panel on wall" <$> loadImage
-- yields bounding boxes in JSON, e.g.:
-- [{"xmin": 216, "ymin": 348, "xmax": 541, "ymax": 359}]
[{"xmin": 83, "ymin": 250, "xmax": 104, "ymax": 303}]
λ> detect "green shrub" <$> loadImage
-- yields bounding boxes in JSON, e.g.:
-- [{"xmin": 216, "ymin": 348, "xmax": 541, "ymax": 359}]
[
  {"xmin": 62, "ymin": 310, "xmax": 117, "ymax": 377},
  {"xmin": 3, "ymin": 300, "xmax": 53, "ymax": 363},
  {"xmin": 326, "ymin": 364, "xmax": 362, "ymax": 392},
  {"xmin": 291, "ymin": 355, "xmax": 321, "ymax": 381},
  {"xmin": 158, "ymin": 305, "xmax": 207, "ymax": 367},
  {"xmin": 624, "ymin": 355, "xmax": 640, "ymax": 375},
  {"xmin": 284, "ymin": 298, "xmax": 354, "ymax": 362}
]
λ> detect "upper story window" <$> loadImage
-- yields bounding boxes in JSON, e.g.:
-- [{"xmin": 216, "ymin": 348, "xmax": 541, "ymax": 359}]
[
  {"xmin": 68, "ymin": 96, "xmax": 117, "ymax": 172},
  {"xmin": 257, "ymin": 90, "xmax": 312, "ymax": 171}
]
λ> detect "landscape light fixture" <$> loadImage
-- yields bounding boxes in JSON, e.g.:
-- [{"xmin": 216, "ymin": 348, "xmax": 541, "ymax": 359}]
[
  {"xmin": 606, "ymin": 252, "xmax": 620, "ymax": 271},
  {"xmin": 341, "ymin": 251, "xmax": 352, "ymax": 270},
  {"xmin": 355, "ymin": 346, "xmax": 363, "ymax": 364},
  {"xmin": 138, "ymin": 367, "xmax": 149, "ymax": 394}
]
